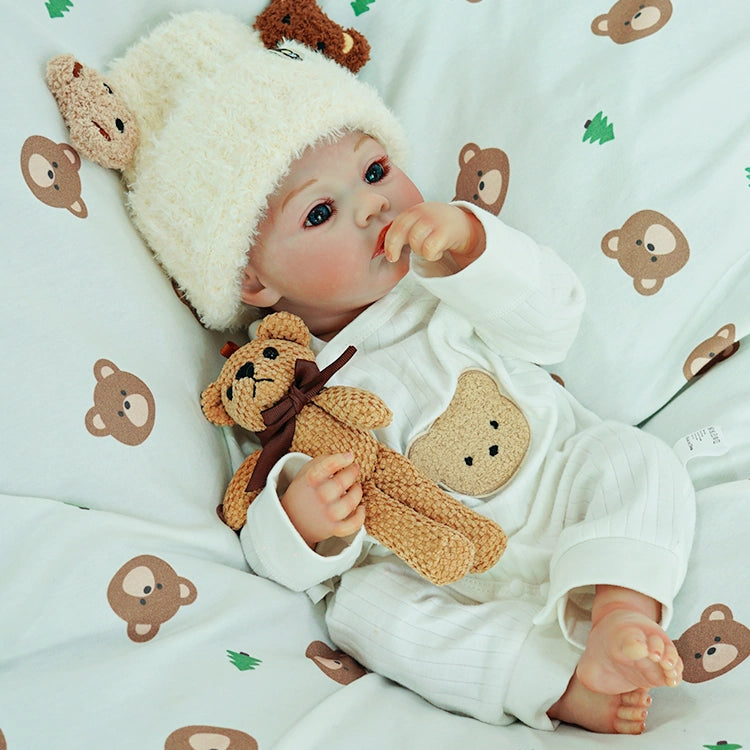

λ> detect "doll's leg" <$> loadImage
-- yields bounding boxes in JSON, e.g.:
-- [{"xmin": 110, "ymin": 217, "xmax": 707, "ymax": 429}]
[
  {"xmin": 325, "ymin": 557, "xmax": 577, "ymax": 729},
  {"xmin": 577, "ymin": 584, "xmax": 682, "ymax": 693},
  {"xmin": 543, "ymin": 422, "xmax": 695, "ymax": 732},
  {"xmin": 548, "ymin": 584, "xmax": 680, "ymax": 734}
]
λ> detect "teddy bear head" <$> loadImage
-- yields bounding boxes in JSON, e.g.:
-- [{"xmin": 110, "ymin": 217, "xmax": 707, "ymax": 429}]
[
  {"xmin": 453, "ymin": 142, "xmax": 510, "ymax": 216},
  {"xmin": 20, "ymin": 135, "xmax": 88, "ymax": 218},
  {"xmin": 682, "ymin": 323, "xmax": 739, "ymax": 381},
  {"xmin": 591, "ymin": 0, "xmax": 673, "ymax": 44},
  {"xmin": 601, "ymin": 209, "xmax": 689, "ymax": 295},
  {"xmin": 201, "ymin": 312, "xmax": 315, "ymax": 432},
  {"xmin": 46, "ymin": 54, "xmax": 139, "ymax": 170},
  {"xmin": 674, "ymin": 603, "xmax": 750, "ymax": 683}
]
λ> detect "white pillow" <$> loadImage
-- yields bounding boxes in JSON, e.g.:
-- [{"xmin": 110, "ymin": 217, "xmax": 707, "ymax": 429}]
[{"xmin": 335, "ymin": 0, "xmax": 750, "ymax": 424}]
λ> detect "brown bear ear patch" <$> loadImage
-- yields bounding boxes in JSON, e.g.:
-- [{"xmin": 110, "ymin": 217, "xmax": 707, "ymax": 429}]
[{"xmin": 408, "ymin": 370, "xmax": 529, "ymax": 497}]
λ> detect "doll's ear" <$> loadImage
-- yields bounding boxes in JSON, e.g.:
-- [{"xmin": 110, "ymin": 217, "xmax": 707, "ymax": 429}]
[
  {"xmin": 201, "ymin": 381, "xmax": 235, "ymax": 426},
  {"xmin": 239, "ymin": 264, "xmax": 282, "ymax": 309}
]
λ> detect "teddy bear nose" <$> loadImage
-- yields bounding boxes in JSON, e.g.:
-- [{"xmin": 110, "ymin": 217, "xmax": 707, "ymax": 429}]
[{"xmin": 236, "ymin": 362, "xmax": 255, "ymax": 380}]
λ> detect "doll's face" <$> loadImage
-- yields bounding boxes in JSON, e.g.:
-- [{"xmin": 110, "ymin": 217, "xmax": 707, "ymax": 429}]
[{"xmin": 242, "ymin": 132, "xmax": 422, "ymax": 338}]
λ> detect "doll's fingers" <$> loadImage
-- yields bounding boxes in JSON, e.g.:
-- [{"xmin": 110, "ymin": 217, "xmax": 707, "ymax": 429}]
[
  {"xmin": 305, "ymin": 452, "xmax": 355, "ymax": 487},
  {"xmin": 324, "ymin": 476, "xmax": 363, "ymax": 518},
  {"xmin": 385, "ymin": 209, "xmax": 421, "ymax": 262},
  {"xmin": 331, "ymin": 500, "xmax": 366, "ymax": 538},
  {"xmin": 315, "ymin": 461, "xmax": 360, "ymax": 504}
]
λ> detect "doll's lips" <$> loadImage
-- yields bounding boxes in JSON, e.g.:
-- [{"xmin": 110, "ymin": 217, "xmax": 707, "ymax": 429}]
[{"xmin": 372, "ymin": 222, "xmax": 392, "ymax": 259}]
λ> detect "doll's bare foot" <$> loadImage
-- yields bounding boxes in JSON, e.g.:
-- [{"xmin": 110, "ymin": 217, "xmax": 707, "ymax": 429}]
[
  {"xmin": 548, "ymin": 673, "xmax": 651, "ymax": 734},
  {"xmin": 576, "ymin": 608, "xmax": 683, "ymax": 695}
]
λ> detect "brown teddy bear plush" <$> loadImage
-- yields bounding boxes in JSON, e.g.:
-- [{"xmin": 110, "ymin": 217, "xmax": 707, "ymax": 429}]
[
  {"xmin": 201, "ymin": 312, "xmax": 507, "ymax": 586},
  {"xmin": 254, "ymin": 0, "xmax": 370, "ymax": 73}
]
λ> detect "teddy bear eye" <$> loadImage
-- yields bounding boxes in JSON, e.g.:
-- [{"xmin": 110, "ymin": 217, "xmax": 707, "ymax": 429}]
[
  {"xmin": 490, "ymin": 420, "xmax": 499, "ymax": 429},
  {"xmin": 263, "ymin": 347, "xmax": 279, "ymax": 359},
  {"xmin": 464, "ymin": 456, "xmax": 473, "ymax": 466}
]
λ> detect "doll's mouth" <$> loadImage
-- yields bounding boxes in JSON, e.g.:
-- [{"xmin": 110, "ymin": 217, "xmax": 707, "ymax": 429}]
[{"xmin": 372, "ymin": 222, "xmax": 392, "ymax": 259}]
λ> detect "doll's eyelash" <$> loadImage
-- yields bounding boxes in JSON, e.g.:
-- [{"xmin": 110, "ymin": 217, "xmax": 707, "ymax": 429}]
[{"xmin": 365, "ymin": 157, "xmax": 391, "ymax": 184}]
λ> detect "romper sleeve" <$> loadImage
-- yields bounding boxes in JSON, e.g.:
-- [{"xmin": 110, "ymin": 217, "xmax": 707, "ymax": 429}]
[
  {"xmin": 411, "ymin": 203, "xmax": 586, "ymax": 364},
  {"xmin": 240, "ymin": 452, "xmax": 366, "ymax": 593}
]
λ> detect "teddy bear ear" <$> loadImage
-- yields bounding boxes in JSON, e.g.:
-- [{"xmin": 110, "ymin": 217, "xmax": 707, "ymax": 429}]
[
  {"xmin": 200, "ymin": 381, "xmax": 235, "ymax": 427},
  {"xmin": 255, "ymin": 311, "xmax": 310, "ymax": 347}
]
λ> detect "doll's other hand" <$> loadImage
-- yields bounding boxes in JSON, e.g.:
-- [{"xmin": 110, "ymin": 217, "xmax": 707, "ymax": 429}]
[
  {"xmin": 385, "ymin": 202, "xmax": 485, "ymax": 267},
  {"xmin": 281, "ymin": 452, "xmax": 365, "ymax": 548}
]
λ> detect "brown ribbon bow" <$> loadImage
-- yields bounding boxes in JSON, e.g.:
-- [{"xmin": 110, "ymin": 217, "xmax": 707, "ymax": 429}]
[{"xmin": 245, "ymin": 345, "xmax": 357, "ymax": 492}]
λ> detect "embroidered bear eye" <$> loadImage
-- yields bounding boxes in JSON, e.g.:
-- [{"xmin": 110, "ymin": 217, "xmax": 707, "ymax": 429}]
[
  {"xmin": 490, "ymin": 420, "xmax": 499, "ymax": 429},
  {"xmin": 464, "ymin": 457, "xmax": 473, "ymax": 466}
]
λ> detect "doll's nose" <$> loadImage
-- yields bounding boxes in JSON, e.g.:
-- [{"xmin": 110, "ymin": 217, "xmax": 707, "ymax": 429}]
[
  {"xmin": 355, "ymin": 188, "xmax": 389, "ymax": 227},
  {"xmin": 236, "ymin": 362, "xmax": 255, "ymax": 380}
]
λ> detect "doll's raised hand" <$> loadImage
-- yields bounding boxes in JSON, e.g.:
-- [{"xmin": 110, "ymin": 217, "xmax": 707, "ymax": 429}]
[
  {"xmin": 385, "ymin": 202, "xmax": 485, "ymax": 267},
  {"xmin": 281, "ymin": 452, "xmax": 365, "ymax": 548}
]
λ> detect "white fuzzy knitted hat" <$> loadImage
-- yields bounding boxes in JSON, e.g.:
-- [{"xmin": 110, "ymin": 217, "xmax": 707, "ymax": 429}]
[{"xmin": 106, "ymin": 11, "xmax": 407, "ymax": 330}]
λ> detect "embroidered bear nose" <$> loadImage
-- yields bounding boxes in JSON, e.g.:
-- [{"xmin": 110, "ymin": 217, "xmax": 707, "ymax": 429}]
[{"xmin": 236, "ymin": 362, "xmax": 255, "ymax": 380}]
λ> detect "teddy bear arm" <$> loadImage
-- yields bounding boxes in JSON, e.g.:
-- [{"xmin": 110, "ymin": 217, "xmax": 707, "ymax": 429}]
[
  {"xmin": 313, "ymin": 386, "xmax": 392, "ymax": 430},
  {"xmin": 362, "ymin": 483, "xmax": 474, "ymax": 585},
  {"xmin": 221, "ymin": 450, "xmax": 263, "ymax": 530},
  {"xmin": 374, "ymin": 446, "xmax": 507, "ymax": 574}
]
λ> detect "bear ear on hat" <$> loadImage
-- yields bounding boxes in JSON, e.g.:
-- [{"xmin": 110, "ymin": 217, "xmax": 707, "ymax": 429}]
[
  {"xmin": 255, "ymin": 311, "xmax": 311, "ymax": 347},
  {"xmin": 253, "ymin": 0, "xmax": 370, "ymax": 73},
  {"xmin": 46, "ymin": 54, "xmax": 140, "ymax": 170}
]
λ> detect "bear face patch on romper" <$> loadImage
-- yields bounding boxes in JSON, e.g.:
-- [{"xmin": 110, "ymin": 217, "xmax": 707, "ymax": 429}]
[{"xmin": 407, "ymin": 370, "xmax": 530, "ymax": 497}]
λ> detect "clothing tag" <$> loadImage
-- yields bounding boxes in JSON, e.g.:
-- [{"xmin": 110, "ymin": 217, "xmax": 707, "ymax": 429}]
[{"xmin": 673, "ymin": 425, "xmax": 729, "ymax": 465}]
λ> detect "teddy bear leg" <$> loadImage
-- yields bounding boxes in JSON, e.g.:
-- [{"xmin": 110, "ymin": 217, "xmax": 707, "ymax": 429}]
[
  {"xmin": 375, "ymin": 448, "xmax": 507, "ymax": 574},
  {"xmin": 364, "ymin": 485, "xmax": 475, "ymax": 586},
  {"xmin": 220, "ymin": 452, "xmax": 261, "ymax": 530}
]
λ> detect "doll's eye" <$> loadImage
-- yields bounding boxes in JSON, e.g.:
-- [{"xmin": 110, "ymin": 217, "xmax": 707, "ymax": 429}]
[
  {"xmin": 305, "ymin": 201, "xmax": 334, "ymax": 227},
  {"xmin": 263, "ymin": 347, "xmax": 279, "ymax": 359},
  {"xmin": 365, "ymin": 158, "xmax": 390, "ymax": 184}
]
